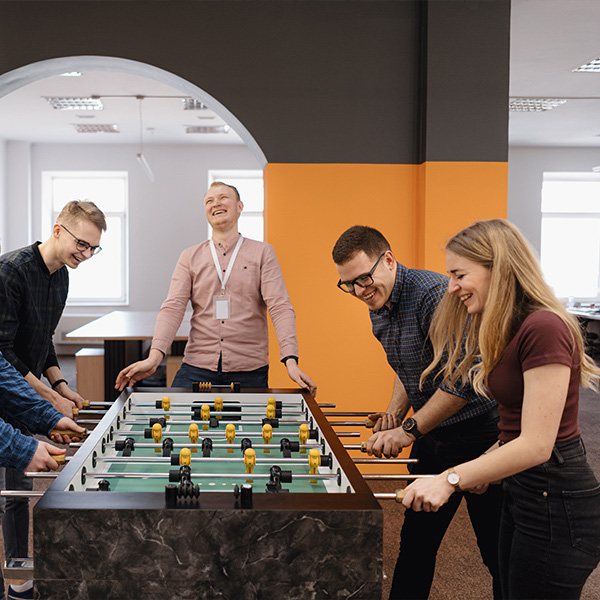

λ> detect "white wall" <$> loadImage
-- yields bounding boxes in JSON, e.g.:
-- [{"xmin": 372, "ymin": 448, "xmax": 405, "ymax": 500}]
[
  {"xmin": 4, "ymin": 141, "xmax": 261, "ymax": 349},
  {"xmin": 508, "ymin": 146, "xmax": 600, "ymax": 252},
  {"xmin": 6, "ymin": 140, "xmax": 32, "ymax": 250}
]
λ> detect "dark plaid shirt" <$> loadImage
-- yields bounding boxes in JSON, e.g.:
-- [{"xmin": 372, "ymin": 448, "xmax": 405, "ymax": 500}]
[
  {"xmin": 0, "ymin": 243, "xmax": 69, "ymax": 378},
  {"xmin": 369, "ymin": 262, "xmax": 496, "ymax": 427}
]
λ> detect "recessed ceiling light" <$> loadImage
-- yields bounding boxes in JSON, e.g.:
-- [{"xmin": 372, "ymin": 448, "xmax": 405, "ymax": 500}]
[
  {"xmin": 76, "ymin": 114, "xmax": 95, "ymax": 119},
  {"xmin": 72, "ymin": 123, "xmax": 119, "ymax": 133},
  {"xmin": 573, "ymin": 57, "xmax": 600, "ymax": 72},
  {"xmin": 185, "ymin": 125, "xmax": 230, "ymax": 134},
  {"xmin": 509, "ymin": 98, "xmax": 567, "ymax": 112},
  {"xmin": 182, "ymin": 99, "xmax": 207, "ymax": 110},
  {"xmin": 59, "ymin": 71, "xmax": 82, "ymax": 77},
  {"xmin": 44, "ymin": 97, "xmax": 103, "ymax": 110}
]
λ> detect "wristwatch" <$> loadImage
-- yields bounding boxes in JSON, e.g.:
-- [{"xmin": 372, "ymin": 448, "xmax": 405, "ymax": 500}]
[
  {"xmin": 401, "ymin": 417, "xmax": 422, "ymax": 439},
  {"xmin": 447, "ymin": 467, "xmax": 462, "ymax": 492}
]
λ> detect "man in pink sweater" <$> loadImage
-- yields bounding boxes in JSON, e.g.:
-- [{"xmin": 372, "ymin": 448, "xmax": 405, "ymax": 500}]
[{"xmin": 116, "ymin": 182, "xmax": 316, "ymax": 396}]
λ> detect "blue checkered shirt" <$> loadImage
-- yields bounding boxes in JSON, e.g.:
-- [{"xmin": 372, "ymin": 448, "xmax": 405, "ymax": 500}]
[
  {"xmin": 369, "ymin": 263, "xmax": 496, "ymax": 427},
  {"xmin": 0, "ymin": 353, "xmax": 63, "ymax": 470}
]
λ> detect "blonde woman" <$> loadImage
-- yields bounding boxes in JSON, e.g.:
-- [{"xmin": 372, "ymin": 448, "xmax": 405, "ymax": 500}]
[{"xmin": 403, "ymin": 219, "xmax": 600, "ymax": 599}]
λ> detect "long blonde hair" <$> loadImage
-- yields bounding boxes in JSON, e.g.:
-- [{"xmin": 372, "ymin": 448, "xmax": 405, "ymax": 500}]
[{"xmin": 421, "ymin": 219, "xmax": 600, "ymax": 396}]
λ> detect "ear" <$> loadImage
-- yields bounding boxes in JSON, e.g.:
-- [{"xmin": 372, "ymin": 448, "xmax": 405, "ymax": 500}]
[
  {"xmin": 237, "ymin": 200, "xmax": 244, "ymax": 214},
  {"xmin": 52, "ymin": 223, "xmax": 62, "ymax": 239},
  {"xmin": 384, "ymin": 249, "xmax": 396, "ymax": 267}
]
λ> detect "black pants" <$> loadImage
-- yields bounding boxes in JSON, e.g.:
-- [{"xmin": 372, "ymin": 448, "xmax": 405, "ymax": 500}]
[
  {"xmin": 499, "ymin": 437, "xmax": 600, "ymax": 599},
  {"xmin": 389, "ymin": 409, "xmax": 503, "ymax": 600}
]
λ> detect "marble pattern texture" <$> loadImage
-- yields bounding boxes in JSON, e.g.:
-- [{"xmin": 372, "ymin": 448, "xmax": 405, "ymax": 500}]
[{"xmin": 34, "ymin": 506, "xmax": 382, "ymax": 599}]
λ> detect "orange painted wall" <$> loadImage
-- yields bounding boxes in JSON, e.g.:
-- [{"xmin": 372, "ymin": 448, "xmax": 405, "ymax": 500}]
[
  {"xmin": 417, "ymin": 162, "xmax": 509, "ymax": 273},
  {"xmin": 264, "ymin": 162, "xmax": 507, "ymax": 473}
]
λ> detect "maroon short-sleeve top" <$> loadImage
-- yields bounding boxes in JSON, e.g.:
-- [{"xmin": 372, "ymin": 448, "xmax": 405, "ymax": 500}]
[{"xmin": 487, "ymin": 310, "xmax": 581, "ymax": 444}]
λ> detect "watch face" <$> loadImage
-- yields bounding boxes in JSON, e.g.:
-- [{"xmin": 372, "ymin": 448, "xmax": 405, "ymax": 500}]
[
  {"xmin": 448, "ymin": 472, "xmax": 460, "ymax": 486},
  {"xmin": 402, "ymin": 418, "xmax": 415, "ymax": 431}
]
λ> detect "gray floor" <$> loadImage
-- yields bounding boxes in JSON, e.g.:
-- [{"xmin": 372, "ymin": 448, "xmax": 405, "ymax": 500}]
[{"xmin": 6, "ymin": 357, "xmax": 600, "ymax": 599}]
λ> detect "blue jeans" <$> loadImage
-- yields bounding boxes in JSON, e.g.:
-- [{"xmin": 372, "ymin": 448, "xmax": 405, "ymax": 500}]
[
  {"xmin": 390, "ymin": 409, "xmax": 503, "ymax": 600},
  {"xmin": 0, "ymin": 465, "xmax": 32, "ymax": 592},
  {"xmin": 499, "ymin": 436, "xmax": 600, "ymax": 599},
  {"xmin": 172, "ymin": 361, "xmax": 269, "ymax": 389}
]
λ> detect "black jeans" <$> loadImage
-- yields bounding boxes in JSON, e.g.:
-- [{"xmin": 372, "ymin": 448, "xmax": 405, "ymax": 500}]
[
  {"xmin": 390, "ymin": 409, "xmax": 503, "ymax": 600},
  {"xmin": 172, "ymin": 361, "xmax": 269, "ymax": 389},
  {"xmin": 499, "ymin": 437, "xmax": 600, "ymax": 599}
]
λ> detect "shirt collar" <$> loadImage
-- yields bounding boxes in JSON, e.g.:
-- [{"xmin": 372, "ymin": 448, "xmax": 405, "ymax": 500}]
[
  {"xmin": 372, "ymin": 262, "xmax": 406, "ymax": 315},
  {"xmin": 32, "ymin": 242, "xmax": 51, "ymax": 276}
]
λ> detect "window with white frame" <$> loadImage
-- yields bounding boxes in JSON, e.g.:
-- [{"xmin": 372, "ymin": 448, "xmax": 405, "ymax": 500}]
[
  {"xmin": 207, "ymin": 170, "xmax": 264, "ymax": 241},
  {"xmin": 42, "ymin": 171, "xmax": 128, "ymax": 305},
  {"xmin": 540, "ymin": 172, "xmax": 600, "ymax": 299}
]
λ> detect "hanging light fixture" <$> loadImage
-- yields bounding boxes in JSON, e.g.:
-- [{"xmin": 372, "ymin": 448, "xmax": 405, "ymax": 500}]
[{"xmin": 136, "ymin": 96, "xmax": 155, "ymax": 182}]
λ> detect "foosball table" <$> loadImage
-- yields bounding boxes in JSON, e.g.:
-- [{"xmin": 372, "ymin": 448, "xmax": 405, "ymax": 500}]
[{"xmin": 32, "ymin": 387, "xmax": 383, "ymax": 599}]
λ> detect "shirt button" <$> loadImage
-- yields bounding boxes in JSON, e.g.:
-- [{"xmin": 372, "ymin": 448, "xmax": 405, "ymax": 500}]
[{"xmin": 542, "ymin": 491, "xmax": 548, "ymax": 497}]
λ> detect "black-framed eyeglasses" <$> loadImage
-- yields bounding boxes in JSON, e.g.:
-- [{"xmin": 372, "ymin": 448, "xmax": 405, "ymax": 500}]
[
  {"xmin": 60, "ymin": 224, "xmax": 102, "ymax": 256},
  {"xmin": 337, "ymin": 253, "xmax": 386, "ymax": 293}
]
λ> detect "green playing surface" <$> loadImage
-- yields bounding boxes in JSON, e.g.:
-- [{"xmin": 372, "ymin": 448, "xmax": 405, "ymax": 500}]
[{"xmin": 99, "ymin": 393, "xmax": 330, "ymax": 494}]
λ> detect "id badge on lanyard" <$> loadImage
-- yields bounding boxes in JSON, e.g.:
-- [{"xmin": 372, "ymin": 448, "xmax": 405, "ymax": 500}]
[
  {"xmin": 210, "ymin": 236, "xmax": 243, "ymax": 320},
  {"xmin": 214, "ymin": 293, "xmax": 231, "ymax": 319}
]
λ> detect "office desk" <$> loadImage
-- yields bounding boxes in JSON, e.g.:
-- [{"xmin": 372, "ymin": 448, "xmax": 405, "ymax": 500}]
[
  {"xmin": 567, "ymin": 308, "xmax": 600, "ymax": 321},
  {"xmin": 66, "ymin": 311, "xmax": 190, "ymax": 401}
]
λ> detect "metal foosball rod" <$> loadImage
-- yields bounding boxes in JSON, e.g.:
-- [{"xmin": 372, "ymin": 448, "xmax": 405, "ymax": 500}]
[
  {"xmin": 345, "ymin": 441, "xmax": 417, "ymax": 454},
  {"xmin": 353, "ymin": 458, "xmax": 417, "ymax": 464},
  {"xmin": 81, "ymin": 400, "xmax": 114, "ymax": 408},
  {"xmin": 121, "ymin": 409, "xmax": 306, "ymax": 418},
  {"xmin": 131, "ymin": 398, "xmax": 306, "ymax": 409},
  {"xmin": 114, "ymin": 428, "xmax": 318, "ymax": 443},
  {"xmin": 323, "ymin": 412, "xmax": 373, "ymax": 417},
  {"xmin": 84, "ymin": 472, "xmax": 339, "ymax": 481},
  {"xmin": 90, "ymin": 417, "xmax": 310, "ymax": 427},
  {"xmin": 111, "ymin": 441, "xmax": 321, "ymax": 450},
  {"xmin": 374, "ymin": 489, "xmax": 407, "ymax": 502},
  {"xmin": 1, "ymin": 491, "xmax": 45, "ymax": 498},
  {"xmin": 328, "ymin": 420, "xmax": 377, "ymax": 427},
  {"xmin": 84, "ymin": 456, "xmax": 325, "ymax": 465},
  {"xmin": 363, "ymin": 474, "xmax": 435, "ymax": 480}
]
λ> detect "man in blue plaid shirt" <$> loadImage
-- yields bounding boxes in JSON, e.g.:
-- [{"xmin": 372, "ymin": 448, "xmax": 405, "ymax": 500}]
[{"xmin": 333, "ymin": 226, "xmax": 502, "ymax": 600}]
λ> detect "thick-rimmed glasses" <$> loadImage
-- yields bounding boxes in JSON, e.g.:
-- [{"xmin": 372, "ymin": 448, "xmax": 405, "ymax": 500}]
[
  {"xmin": 337, "ymin": 253, "xmax": 386, "ymax": 293},
  {"xmin": 60, "ymin": 224, "xmax": 102, "ymax": 256}
]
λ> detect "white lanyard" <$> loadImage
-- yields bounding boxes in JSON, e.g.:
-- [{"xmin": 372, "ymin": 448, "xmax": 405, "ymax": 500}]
[{"xmin": 209, "ymin": 235, "xmax": 244, "ymax": 292}]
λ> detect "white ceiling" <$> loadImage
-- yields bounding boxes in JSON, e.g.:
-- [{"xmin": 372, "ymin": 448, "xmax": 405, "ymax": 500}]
[
  {"xmin": 509, "ymin": 0, "xmax": 600, "ymax": 147},
  {"xmin": 0, "ymin": 0, "xmax": 598, "ymax": 149},
  {"xmin": 0, "ymin": 70, "xmax": 244, "ymax": 145}
]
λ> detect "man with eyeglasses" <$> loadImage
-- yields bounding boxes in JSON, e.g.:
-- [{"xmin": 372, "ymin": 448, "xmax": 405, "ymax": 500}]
[
  {"xmin": 0, "ymin": 200, "xmax": 105, "ymax": 600},
  {"xmin": 332, "ymin": 226, "xmax": 502, "ymax": 600}
]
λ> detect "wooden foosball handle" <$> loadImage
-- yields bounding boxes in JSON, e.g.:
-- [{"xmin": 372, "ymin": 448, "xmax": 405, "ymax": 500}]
[
  {"xmin": 50, "ymin": 428, "xmax": 89, "ymax": 439},
  {"xmin": 364, "ymin": 418, "xmax": 376, "ymax": 428},
  {"xmin": 51, "ymin": 454, "xmax": 66, "ymax": 465},
  {"xmin": 395, "ymin": 489, "xmax": 407, "ymax": 502}
]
